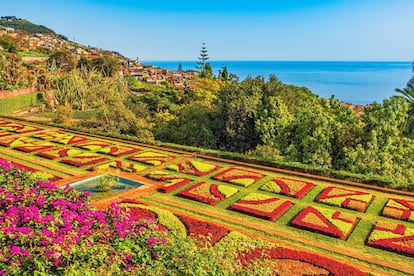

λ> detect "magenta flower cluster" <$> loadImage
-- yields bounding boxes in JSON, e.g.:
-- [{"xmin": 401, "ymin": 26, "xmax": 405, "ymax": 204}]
[{"xmin": 0, "ymin": 159, "xmax": 165, "ymax": 275}]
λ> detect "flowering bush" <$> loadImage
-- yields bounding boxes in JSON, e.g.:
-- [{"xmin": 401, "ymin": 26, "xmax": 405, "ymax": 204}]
[
  {"xmin": 212, "ymin": 167, "xmax": 265, "ymax": 187},
  {"xmin": 230, "ymin": 193, "xmax": 293, "ymax": 221},
  {"xmin": 290, "ymin": 206, "xmax": 359, "ymax": 240},
  {"xmin": 0, "ymin": 159, "xmax": 253, "ymax": 275},
  {"xmin": 260, "ymin": 177, "xmax": 315, "ymax": 199},
  {"xmin": 315, "ymin": 186, "xmax": 374, "ymax": 212},
  {"xmin": 367, "ymin": 221, "xmax": 414, "ymax": 256},
  {"xmin": 167, "ymin": 159, "xmax": 221, "ymax": 176}
]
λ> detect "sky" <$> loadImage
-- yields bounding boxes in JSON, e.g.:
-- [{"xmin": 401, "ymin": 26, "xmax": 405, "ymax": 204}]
[{"xmin": 2, "ymin": 0, "xmax": 414, "ymax": 61}]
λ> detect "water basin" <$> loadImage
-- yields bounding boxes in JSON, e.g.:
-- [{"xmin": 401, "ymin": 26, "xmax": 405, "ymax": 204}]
[{"xmin": 69, "ymin": 174, "xmax": 143, "ymax": 200}]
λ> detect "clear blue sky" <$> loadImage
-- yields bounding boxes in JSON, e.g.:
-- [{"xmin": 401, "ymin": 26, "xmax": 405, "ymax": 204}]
[{"xmin": 2, "ymin": 0, "xmax": 414, "ymax": 61}]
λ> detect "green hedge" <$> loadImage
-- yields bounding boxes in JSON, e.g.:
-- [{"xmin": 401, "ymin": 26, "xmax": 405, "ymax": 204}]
[{"xmin": 0, "ymin": 92, "xmax": 43, "ymax": 114}]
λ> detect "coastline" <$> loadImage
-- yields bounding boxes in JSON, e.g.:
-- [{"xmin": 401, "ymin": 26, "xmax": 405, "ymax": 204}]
[{"xmin": 145, "ymin": 60, "xmax": 412, "ymax": 105}]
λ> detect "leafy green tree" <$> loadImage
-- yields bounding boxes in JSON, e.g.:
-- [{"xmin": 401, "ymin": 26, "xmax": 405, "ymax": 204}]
[
  {"xmin": 395, "ymin": 83, "xmax": 414, "ymax": 136},
  {"xmin": 215, "ymin": 77, "xmax": 264, "ymax": 152},
  {"xmin": 283, "ymin": 104, "xmax": 335, "ymax": 169},
  {"xmin": 155, "ymin": 102, "xmax": 218, "ymax": 149},
  {"xmin": 255, "ymin": 96, "xmax": 293, "ymax": 148},
  {"xmin": 47, "ymin": 50, "xmax": 76, "ymax": 72},
  {"xmin": 219, "ymin": 66, "xmax": 229, "ymax": 80},
  {"xmin": 91, "ymin": 53, "xmax": 121, "ymax": 77},
  {"xmin": 342, "ymin": 97, "xmax": 414, "ymax": 189}
]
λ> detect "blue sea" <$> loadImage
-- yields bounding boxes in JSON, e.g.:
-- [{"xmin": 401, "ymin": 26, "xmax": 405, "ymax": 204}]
[{"xmin": 145, "ymin": 61, "xmax": 413, "ymax": 105}]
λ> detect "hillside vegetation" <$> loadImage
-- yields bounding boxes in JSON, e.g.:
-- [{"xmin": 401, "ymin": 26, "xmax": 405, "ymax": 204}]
[{"xmin": 0, "ymin": 18, "xmax": 55, "ymax": 35}]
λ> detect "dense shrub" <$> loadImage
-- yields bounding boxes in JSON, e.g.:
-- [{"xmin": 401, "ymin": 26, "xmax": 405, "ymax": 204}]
[{"xmin": 0, "ymin": 159, "xmax": 249, "ymax": 275}]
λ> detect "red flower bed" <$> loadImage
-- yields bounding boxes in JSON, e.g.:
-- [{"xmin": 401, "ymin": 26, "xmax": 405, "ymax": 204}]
[
  {"xmin": 60, "ymin": 154, "xmax": 109, "ymax": 167},
  {"xmin": 0, "ymin": 121, "xmax": 42, "ymax": 133},
  {"xmin": 291, "ymin": 206, "xmax": 359, "ymax": 240},
  {"xmin": 316, "ymin": 186, "xmax": 374, "ymax": 212},
  {"xmin": 212, "ymin": 167, "xmax": 265, "ymax": 187},
  {"xmin": 177, "ymin": 215, "xmax": 228, "ymax": 245},
  {"xmin": 230, "ymin": 194, "xmax": 293, "ymax": 221},
  {"xmin": 144, "ymin": 171, "xmax": 192, "ymax": 193},
  {"xmin": 382, "ymin": 198, "xmax": 414, "ymax": 222},
  {"xmin": 36, "ymin": 147, "xmax": 81, "ymax": 160},
  {"xmin": 237, "ymin": 247, "xmax": 367, "ymax": 276},
  {"xmin": 0, "ymin": 131, "xmax": 12, "ymax": 138},
  {"xmin": 260, "ymin": 177, "xmax": 315, "ymax": 199},
  {"xmin": 75, "ymin": 140, "xmax": 114, "ymax": 151},
  {"xmin": 167, "ymin": 159, "xmax": 221, "ymax": 177},
  {"xmin": 33, "ymin": 131, "xmax": 89, "ymax": 145},
  {"xmin": 367, "ymin": 221, "xmax": 414, "ymax": 256},
  {"xmin": 89, "ymin": 160, "xmax": 147, "ymax": 173},
  {"xmin": 0, "ymin": 137, "xmax": 54, "ymax": 152},
  {"xmin": 123, "ymin": 205, "xmax": 167, "ymax": 232},
  {"xmin": 127, "ymin": 150, "xmax": 176, "ymax": 166},
  {"xmin": 97, "ymin": 145, "xmax": 140, "ymax": 157},
  {"xmin": 178, "ymin": 182, "xmax": 238, "ymax": 206}
]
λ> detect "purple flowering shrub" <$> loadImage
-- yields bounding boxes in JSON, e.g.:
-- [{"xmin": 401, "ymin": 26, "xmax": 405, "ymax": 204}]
[{"xmin": 0, "ymin": 159, "xmax": 246, "ymax": 275}]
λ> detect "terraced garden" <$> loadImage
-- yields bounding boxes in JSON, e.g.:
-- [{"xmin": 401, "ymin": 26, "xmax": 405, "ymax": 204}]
[{"xmin": 0, "ymin": 117, "xmax": 413, "ymax": 275}]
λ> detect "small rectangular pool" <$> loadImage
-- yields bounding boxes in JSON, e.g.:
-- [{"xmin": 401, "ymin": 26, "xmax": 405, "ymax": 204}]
[{"xmin": 69, "ymin": 174, "xmax": 143, "ymax": 201}]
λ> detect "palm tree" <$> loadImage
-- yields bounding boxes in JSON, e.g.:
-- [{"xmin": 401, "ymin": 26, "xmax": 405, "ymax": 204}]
[{"xmin": 395, "ymin": 83, "xmax": 414, "ymax": 136}]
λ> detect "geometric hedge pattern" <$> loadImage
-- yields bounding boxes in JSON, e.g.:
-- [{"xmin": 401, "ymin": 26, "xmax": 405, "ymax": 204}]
[{"xmin": 3, "ymin": 118, "xmax": 414, "ymax": 270}]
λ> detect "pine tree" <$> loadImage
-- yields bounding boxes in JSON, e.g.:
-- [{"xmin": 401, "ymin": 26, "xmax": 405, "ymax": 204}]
[
  {"xmin": 177, "ymin": 63, "xmax": 183, "ymax": 72},
  {"xmin": 197, "ymin": 43, "xmax": 210, "ymax": 78}
]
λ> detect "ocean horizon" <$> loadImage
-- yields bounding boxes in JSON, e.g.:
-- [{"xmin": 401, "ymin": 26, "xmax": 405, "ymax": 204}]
[{"xmin": 144, "ymin": 60, "xmax": 413, "ymax": 105}]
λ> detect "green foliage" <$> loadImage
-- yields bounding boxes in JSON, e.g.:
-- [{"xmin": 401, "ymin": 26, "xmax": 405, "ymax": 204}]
[
  {"xmin": 0, "ymin": 19, "xmax": 55, "ymax": 34},
  {"xmin": 0, "ymin": 92, "xmax": 39, "ymax": 114},
  {"xmin": 54, "ymin": 104, "xmax": 73, "ymax": 124}
]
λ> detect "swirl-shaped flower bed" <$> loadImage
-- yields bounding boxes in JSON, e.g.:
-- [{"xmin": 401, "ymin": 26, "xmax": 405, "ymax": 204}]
[
  {"xmin": 212, "ymin": 167, "xmax": 265, "ymax": 187},
  {"xmin": 260, "ymin": 177, "xmax": 315, "ymax": 199},
  {"xmin": 382, "ymin": 198, "xmax": 414, "ymax": 222},
  {"xmin": 74, "ymin": 140, "xmax": 114, "ymax": 151},
  {"xmin": 60, "ymin": 153, "xmax": 108, "ymax": 167},
  {"xmin": 90, "ymin": 160, "xmax": 147, "ymax": 173},
  {"xmin": 167, "ymin": 159, "xmax": 221, "ymax": 176},
  {"xmin": 367, "ymin": 221, "xmax": 414, "ymax": 256},
  {"xmin": 144, "ymin": 170, "xmax": 192, "ymax": 193},
  {"xmin": 36, "ymin": 147, "xmax": 83, "ymax": 160},
  {"xmin": 178, "ymin": 181, "xmax": 238, "ymax": 205},
  {"xmin": 230, "ymin": 192, "xmax": 293, "ymax": 221},
  {"xmin": 127, "ymin": 150, "xmax": 176, "ymax": 166},
  {"xmin": 291, "ymin": 206, "xmax": 359, "ymax": 240},
  {"xmin": 33, "ymin": 131, "xmax": 89, "ymax": 145},
  {"xmin": 0, "ymin": 137, "xmax": 55, "ymax": 153},
  {"xmin": 0, "ymin": 120, "xmax": 42, "ymax": 133},
  {"xmin": 315, "ymin": 186, "xmax": 374, "ymax": 212},
  {"xmin": 96, "ymin": 144, "xmax": 140, "ymax": 157}
]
